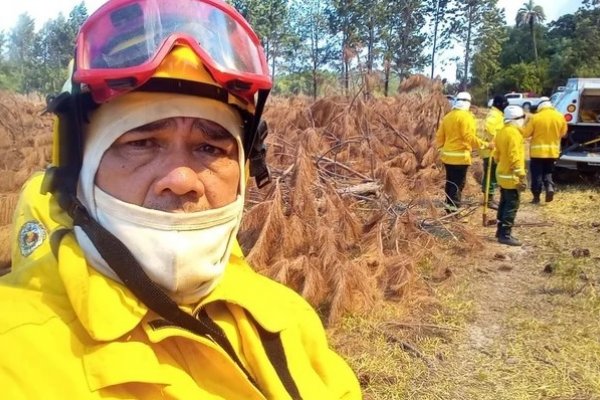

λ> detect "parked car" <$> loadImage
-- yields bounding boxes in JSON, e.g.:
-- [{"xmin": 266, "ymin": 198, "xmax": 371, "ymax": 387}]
[
  {"xmin": 554, "ymin": 78, "xmax": 600, "ymax": 171},
  {"xmin": 487, "ymin": 92, "xmax": 547, "ymax": 111}
]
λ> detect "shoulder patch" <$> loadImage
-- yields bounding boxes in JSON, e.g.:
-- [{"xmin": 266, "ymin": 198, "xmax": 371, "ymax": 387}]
[{"xmin": 18, "ymin": 220, "xmax": 47, "ymax": 257}]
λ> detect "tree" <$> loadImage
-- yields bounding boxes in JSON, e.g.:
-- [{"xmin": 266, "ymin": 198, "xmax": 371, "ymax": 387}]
[
  {"xmin": 67, "ymin": 2, "xmax": 89, "ymax": 42},
  {"xmin": 383, "ymin": 0, "xmax": 427, "ymax": 95},
  {"xmin": 328, "ymin": 0, "xmax": 361, "ymax": 93},
  {"xmin": 288, "ymin": 0, "xmax": 336, "ymax": 98},
  {"xmin": 471, "ymin": 6, "xmax": 506, "ymax": 102},
  {"xmin": 516, "ymin": 0, "xmax": 545, "ymax": 64},
  {"xmin": 8, "ymin": 13, "xmax": 36, "ymax": 89},
  {"xmin": 452, "ymin": 0, "xmax": 499, "ymax": 90},
  {"xmin": 425, "ymin": 0, "xmax": 456, "ymax": 79},
  {"xmin": 32, "ymin": 14, "xmax": 73, "ymax": 93},
  {"xmin": 570, "ymin": 6, "xmax": 600, "ymax": 76},
  {"xmin": 228, "ymin": 0, "xmax": 289, "ymax": 79}
]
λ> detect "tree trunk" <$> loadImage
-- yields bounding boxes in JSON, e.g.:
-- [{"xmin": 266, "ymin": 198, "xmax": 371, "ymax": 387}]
[
  {"xmin": 430, "ymin": 0, "xmax": 440, "ymax": 79},
  {"xmin": 384, "ymin": 60, "xmax": 391, "ymax": 97},
  {"xmin": 530, "ymin": 20, "xmax": 539, "ymax": 63},
  {"xmin": 462, "ymin": 4, "xmax": 473, "ymax": 90}
]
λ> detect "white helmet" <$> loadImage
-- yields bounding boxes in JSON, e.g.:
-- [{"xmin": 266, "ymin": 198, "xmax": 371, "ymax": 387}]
[
  {"xmin": 453, "ymin": 91, "xmax": 472, "ymax": 110},
  {"xmin": 537, "ymin": 96, "xmax": 552, "ymax": 111},
  {"xmin": 504, "ymin": 105, "xmax": 525, "ymax": 127}
]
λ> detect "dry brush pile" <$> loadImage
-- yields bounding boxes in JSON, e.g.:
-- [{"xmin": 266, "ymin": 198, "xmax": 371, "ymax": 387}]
[
  {"xmin": 0, "ymin": 91, "xmax": 53, "ymax": 269},
  {"xmin": 240, "ymin": 76, "xmax": 479, "ymax": 324},
  {"xmin": 0, "ymin": 77, "xmax": 480, "ymax": 322}
]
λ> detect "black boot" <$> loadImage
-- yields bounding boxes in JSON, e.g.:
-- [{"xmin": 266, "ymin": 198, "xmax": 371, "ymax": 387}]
[
  {"xmin": 545, "ymin": 189, "xmax": 554, "ymax": 202},
  {"xmin": 531, "ymin": 193, "xmax": 541, "ymax": 204},
  {"xmin": 495, "ymin": 223, "xmax": 501, "ymax": 238},
  {"xmin": 498, "ymin": 227, "xmax": 522, "ymax": 246}
]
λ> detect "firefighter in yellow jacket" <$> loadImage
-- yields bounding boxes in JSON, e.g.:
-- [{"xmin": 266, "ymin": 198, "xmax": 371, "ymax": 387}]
[
  {"xmin": 480, "ymin": 95, "xmax": 509, "ymax": 210},
  {"xmin": 436, "ymin": 92, "xmax": 493, "ymax": 213},
  {"xmin": 0, "ymin": 1, "xmax": 361, "ymax": 398},
  {"xmin": 494, "ymin": 106, "xmax": 527, "ymax": 246},
  {"xmin": 522, "ymin": 97, "xmax": 568, "ymax": 203}
]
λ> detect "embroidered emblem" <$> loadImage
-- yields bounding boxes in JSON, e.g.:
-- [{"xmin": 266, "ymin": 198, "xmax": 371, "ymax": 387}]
[{"xmin": 18, "ymin": 221, "xmax": 47, "ymax": 257}]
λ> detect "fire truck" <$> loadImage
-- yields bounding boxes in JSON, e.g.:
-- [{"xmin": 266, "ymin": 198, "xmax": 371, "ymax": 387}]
[{"xmin": 554, "ymin": 78, "xmax": 600, "ymax": 171}]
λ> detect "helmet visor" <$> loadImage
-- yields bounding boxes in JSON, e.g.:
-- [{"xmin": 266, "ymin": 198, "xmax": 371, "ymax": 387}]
[{"xmin": 74, "ymin": 0, "xmax": 271, "ymax": 102}]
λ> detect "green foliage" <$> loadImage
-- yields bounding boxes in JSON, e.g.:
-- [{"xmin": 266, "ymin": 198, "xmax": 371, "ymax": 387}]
[
  {"xmin": 1, "ymin": 0, "xmax": 599, "ymax": 101},
  {"xmin": 227, "ymin": 0, "xmax": 289, "ymax": 77},
  {"xmin": 451, "ymin": 0, "xmax": 502, "ymax": 89},
  {"xmin": 471, "ymin": 5, "xmax": 507, "ymax": 101},
  {"xmin": 471, "ymin": 3, "xmax": 600, "ymax": 100},
  {"xmin": 495, "ymin": 61, "xmax": 546, "ymax": 94},
  {"xmin": 0, "ymin": 4, "xmax": 87, "ymax": 96}
]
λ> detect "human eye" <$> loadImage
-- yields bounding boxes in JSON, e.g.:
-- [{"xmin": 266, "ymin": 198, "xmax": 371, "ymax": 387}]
[
  {"xmin": 126, "ymin": 138, "xmax": 156, "ymax": 149},
  {"xmin": 196, "ymin": 143, "xmax": 225, "ymax": 156}
]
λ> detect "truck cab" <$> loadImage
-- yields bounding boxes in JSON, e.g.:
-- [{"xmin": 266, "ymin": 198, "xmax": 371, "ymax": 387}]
[
  {"xmin": 487, "ymin": 92, "xmax": 546, "ymax": 111},
  {"xmin": 554, "ymin": 78, "xmax": 600, "ymax": 171}
]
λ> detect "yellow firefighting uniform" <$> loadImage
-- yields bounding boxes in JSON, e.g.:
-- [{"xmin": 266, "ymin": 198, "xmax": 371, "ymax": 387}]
[
  {"xmin": 0, "ymin": 172, "xmax": 361, "ymax": 400},
  {"xmin": 522, "ymin": 107, "xmax": 568, "ymax": 158},
  {"xmin": 435, "ymin": 108, "xmax": 488, "ymax": 165}
]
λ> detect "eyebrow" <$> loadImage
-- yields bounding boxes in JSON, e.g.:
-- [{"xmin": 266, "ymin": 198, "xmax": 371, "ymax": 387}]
[
  {"xmin": 128, "ymin": 118, "xmax": 174, "ymax": 132},
  {"xmin": 193, "ymin": 119, "xmax": 234, "ymax": 141}
]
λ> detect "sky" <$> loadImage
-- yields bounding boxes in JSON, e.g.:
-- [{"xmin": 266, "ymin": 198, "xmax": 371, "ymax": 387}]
[
  {"xmin": 0, "ymin": 0, "xmax": 589, "ymax": 80},
  {"xmin": 0, "ymin": 0, "xmax": 587, "ymax": 33}
]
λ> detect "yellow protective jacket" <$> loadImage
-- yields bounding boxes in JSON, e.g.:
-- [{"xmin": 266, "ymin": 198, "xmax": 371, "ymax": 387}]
[
  {"xmin": 479, "ymin": 107, "xmax": 504, "ymax": 159},
  {"xmin": 0, "ymin": 172, "xmax": 361, "ymax": 400},
  {"xmin": 435, "ymin": 108, "xmax": 488, "ymax": 165},
  {"xmin": 522, "ymin": 107, "xmax": 568, "ymax": 158},
  {"xmin": 493, "ymin": 125, "xmax": 526, "ymax": 190}
]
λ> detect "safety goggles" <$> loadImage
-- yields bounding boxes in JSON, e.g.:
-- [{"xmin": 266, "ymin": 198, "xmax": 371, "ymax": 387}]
[{"xmin": 73, "ymin": 0, "xmax": 271, "ymax": 103}]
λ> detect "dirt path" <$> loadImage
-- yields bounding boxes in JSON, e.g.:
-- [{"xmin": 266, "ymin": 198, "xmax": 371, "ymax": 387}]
[
  {"xmin": 339, "ymin": 183, "xmax": 600, "ymax": 399},
  {"xmin": 407, "ymin": 185, "xmax": 600, "ymax": 399}
]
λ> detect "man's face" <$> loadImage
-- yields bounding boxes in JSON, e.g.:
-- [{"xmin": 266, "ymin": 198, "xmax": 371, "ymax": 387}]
[{"xmin": 96, "ymin": 117, "xmax": 240, "ymax": 212}]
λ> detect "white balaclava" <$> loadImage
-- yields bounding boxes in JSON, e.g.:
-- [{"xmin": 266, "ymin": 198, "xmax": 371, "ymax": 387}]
[
  {"xmin": 537, "ymin": 97, "xmax": 552, "ymax": 111},
  {"xmin": 453, "ymin": 91, "xmax": 472, "ymax": 111},
  {"xmin": 504, "ymin": 105, "xmax": 526, "ymax": 128},
  {"xmin": 74, "ymin": 92, "xmax": 246, "ymax": 305}
]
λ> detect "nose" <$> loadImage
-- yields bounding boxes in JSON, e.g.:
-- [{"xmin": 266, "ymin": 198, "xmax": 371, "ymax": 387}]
[{"xmin": 154, "ymin": 166, "xmax": 205, "ymax": 197}]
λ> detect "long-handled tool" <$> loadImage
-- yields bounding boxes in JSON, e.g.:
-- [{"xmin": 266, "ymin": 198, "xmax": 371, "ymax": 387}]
[
  {"xmin": 482, "ymin": 153, "xmax": 494, "ymax": 227},
  {"xmin": 560, "ymin": 136, "xmax": 600, "ymax": 156}
]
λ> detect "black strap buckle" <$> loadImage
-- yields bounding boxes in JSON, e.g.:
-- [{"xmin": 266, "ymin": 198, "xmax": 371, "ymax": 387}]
[{"xmin": 249, "ymin": 120, "xmax": 271, "ymax": 188}]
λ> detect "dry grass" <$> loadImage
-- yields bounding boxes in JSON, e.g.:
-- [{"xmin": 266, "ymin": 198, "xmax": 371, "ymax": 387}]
[{"xmin": 333, "ymin": 184, "xmax": 600, "ymax": 399}]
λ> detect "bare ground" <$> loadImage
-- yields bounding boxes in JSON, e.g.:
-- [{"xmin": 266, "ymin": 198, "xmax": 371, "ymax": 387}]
[{"xmin": 334, "ymin": 176, "xmax": 600, "ymax": 399}]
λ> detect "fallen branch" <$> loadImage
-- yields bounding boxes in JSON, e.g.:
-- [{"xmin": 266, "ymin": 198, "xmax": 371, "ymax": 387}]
[
  {"xmin": 316, "ymin": 156, "xmax": 373, "ymax": 181},
  {"xmin": 374, "ymin": 109, "xmax": 416, "ymax": 154},
  {"xmin": 383, "ymin": 332, "xmax": 433, "ymax": 368},
  {"xmin": 381, "ymin": 321, "xmax": 461, "ymax": 332},
  {"xmin": 335, "ymin": 182, "xmax": 381, "ymax": 196}
]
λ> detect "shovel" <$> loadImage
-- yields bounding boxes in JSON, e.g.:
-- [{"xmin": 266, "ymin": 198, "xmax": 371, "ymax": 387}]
[{"xmin": 560, "ymin": 136, "xmax": 600, "ymax": 156}]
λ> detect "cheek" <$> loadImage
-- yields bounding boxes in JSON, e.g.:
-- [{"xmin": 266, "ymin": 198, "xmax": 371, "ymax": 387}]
[
  {"xmin": 204, "ymin": 159, "xmax": 240, "ymax": 205},
  {"xmin": 96, "ymin": 153, "xmax": 149, "ymax": 205}
]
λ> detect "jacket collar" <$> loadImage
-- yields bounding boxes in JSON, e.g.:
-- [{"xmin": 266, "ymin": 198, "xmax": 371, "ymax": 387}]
[{"xmin": 59, "ymin": 237, "xmax": 289, "ymax": 341}]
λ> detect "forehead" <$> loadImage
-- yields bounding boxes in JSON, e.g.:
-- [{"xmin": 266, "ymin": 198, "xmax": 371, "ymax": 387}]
[{"xmin": 124, "ymin": 117, "xmax": 234, "ymax": 139}]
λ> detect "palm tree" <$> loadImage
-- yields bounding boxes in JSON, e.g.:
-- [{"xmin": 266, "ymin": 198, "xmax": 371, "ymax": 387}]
[{"xmin": 516, "ymin": 0, "xmax": 545, "ymax": 64}]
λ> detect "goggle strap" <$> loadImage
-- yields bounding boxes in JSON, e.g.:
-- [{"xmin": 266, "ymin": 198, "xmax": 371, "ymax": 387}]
[
  {"xmin": 137, "ymin": 78, "xmax": 229, "ymax": 103},
  {"xmin": 44, "ymin": 92, "xmax": 89, "ymax": 201}
]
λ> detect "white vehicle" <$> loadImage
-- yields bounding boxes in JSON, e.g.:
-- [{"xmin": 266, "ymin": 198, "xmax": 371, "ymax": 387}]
[
  {"xmin": 487, "ymin": 92, "xmax": 547, "ymax": 111},
  {"xmin": 554, "ymin": 78, "xmax": 600, "ymax": 170}
]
